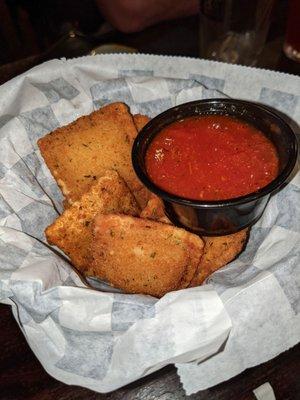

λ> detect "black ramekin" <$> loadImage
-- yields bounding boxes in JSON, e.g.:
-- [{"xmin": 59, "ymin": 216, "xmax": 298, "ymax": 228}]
[{"xmin": 132, "ymin": 99, "xmax": 298, "ymax": 236}]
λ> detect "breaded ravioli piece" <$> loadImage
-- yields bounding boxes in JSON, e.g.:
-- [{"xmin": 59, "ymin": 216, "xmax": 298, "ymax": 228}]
[
  {"xmin": 132, "ymin": 186, "xmax": 152, "ymax": 212},
  {"xmin": 89, "ymin": 214, "xmax": 204, "ymax": 297},
  {"xmin": 140, "ymin": 195, "xmax": 170, "ymax": 224},
  {"xmin": 45, "ymin": 170, "xmax": 139, "ymax": 271},
  {"xmin": 140, "ymin": 197, "xmax": 249, "ymax": 285},
  {"xmin": 38, "ymin": 102, "xmax": 144, "ymax": 207},
  {"xmin": 131, "ymin": 113, "xmax": 152, "ymax": 206},
  {"xmin": 133, "ymin": 114, "xmax": 150, "ymax": 133},
  {"xmin": 190, "ymin": 229, "xmax": 249, "ymax": 286}
]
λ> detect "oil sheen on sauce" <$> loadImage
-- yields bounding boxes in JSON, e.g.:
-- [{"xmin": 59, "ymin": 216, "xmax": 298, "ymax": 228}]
[{"xmin": 145, "ymin": 115, "xmax": 279, "ymax": 201}]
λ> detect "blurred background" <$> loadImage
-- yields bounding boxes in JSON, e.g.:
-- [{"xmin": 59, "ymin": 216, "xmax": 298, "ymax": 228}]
[{"xmin": 0, "ymin": 0, "xmax": 299, "ymax": 84}]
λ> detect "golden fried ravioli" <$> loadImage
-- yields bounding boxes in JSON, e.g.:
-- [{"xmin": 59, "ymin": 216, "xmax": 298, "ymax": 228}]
[
  {"xmin": 133, "ymin": 114, "xmax": 150, "ymax": 133},
  {"xmin": 89, "ymin": 214, "xmax": 204, "ymax": 297},
  {"xmin": 190, "ymin": 229, "xmax": 249, "ymax": 286},
  {"xmin": 38, "ymin": 102, "xmax": 146, "ymax": 207},
  {"xmin": 45, "ymin": 170, "xmax": 139, "ymax": 271},
  {"xmin": 131, "ymin": 113, "xmax": 152, "ymax": 206},
  {"xmin": 140, "ymin": 197, "xmax": 249, "ymax": 285},
  {"xmin": 140, "ymin": 195, "xmax": 170, "ymax": 224}
]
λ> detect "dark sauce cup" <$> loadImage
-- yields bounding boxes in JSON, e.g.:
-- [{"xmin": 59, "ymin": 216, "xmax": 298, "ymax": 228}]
[{"xmin": 132, "ymin": 99, "xmax": 298, "ymax": 236}]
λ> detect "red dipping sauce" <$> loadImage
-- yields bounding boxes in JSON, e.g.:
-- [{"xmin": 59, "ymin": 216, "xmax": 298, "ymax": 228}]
[{"xmin": 145, "ymin": 115, "xmax": 279, "ymax": 201}]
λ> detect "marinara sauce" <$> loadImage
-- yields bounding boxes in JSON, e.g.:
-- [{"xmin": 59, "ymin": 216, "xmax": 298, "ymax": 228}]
[{"xmin": 145, "ymin": 115, "xmax": 279, "ymax": 201}]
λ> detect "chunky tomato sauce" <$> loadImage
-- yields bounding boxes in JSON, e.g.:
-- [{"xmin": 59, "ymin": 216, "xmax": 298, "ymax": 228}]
[{"xmin": 145, "ymin": 115, "xmax": 279, "ymax": 201}]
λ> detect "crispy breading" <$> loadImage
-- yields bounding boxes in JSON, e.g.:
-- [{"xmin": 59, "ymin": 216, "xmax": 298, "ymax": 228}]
[
  {"xmin": 140, "ymin": 195, "xmax": 170, "ymax": 224},
  {"xmin": 131, "ymin": 113, "xmax": 152, "ymax": 207},
  {"xmin": 45, "ymin": 170, "xmax": 140, "ymax": 272},
  {"xmin": 190, "ymin": 229, "xmax": 249, "ymax": 286},
  {"xmin": 89, "ymin": 214, "xmax": 204, "ymax": 297},
  {"xmin": 140, "ymin": 197, "xmax": 249, "ymax": 285},
  {"xmin": 132, "ymin": 186, "xmax": 152, "ymax": 212},
  {"xmin": 133, "ymin": 114, "xmax": 150, "ymax": 133},
  {"xmin": 38, "ymin": 102, "xmax": 145, "ymax": 207}
]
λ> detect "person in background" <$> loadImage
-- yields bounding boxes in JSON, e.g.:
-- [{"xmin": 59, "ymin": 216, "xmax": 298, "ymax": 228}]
[
  {"xmin": 96, "ymin": 0, "xmax": 199, "ymax": 33},
  {"xmin": 0, "ymin": 0, "xmax": 198, "ymax": 68}
]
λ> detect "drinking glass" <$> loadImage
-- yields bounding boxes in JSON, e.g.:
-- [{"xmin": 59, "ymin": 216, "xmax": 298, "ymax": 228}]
[
  {"xmin": 283, "ymin": 0, "xmax": 300, "ymax": 63},
  {"xmin": 199, "ymin": 0, "xmax": 275, "ymax": 66}
]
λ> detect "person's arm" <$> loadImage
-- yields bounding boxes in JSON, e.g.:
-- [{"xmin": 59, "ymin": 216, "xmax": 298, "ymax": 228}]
[{"xmin": 96, "ymin": 0, "xmax": 198, "ymax": 33}]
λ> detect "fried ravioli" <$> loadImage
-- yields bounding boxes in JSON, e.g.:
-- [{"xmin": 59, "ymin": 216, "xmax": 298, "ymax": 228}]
[
  {"xmin": 140, "ymin": 197, "xmax": 249, "ymax": 285},
  {"xmin": 140, "ymin": 195, "xmax": 170, "ymax": 224},
  {"xmin": 89, "ymin": 214, "xmax": 204, "ymax": 297},
  {"xmin": 131, "ymin": 113, "xmax": 152, "ymax": 207},
  {"xmin": 38, "ymin": 102, "xmax": 145, "ymax": 207},
  {"xmin": 45, "ymin": 170, "xmax": 139, "ymax": 271},
  {"xmin": 190, "ymin": 229, "xmax": 249, "ymax": 286},
  {"xmin": 133, "ymin": 114, "xmax": 150, "ymax": 133}
]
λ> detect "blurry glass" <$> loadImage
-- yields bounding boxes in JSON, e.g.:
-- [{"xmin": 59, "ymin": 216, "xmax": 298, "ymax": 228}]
[
  {"xmin": 283, "ymin": 0, "xmax": 300, "ymax": 63},
  {"xmin": 199, "ymin": 0, "xmax": 275, "ymax": 66}
]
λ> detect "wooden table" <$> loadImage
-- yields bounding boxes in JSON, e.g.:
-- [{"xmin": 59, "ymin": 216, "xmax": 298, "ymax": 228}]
[{"xmin": 1, "ymin": 8, "xmax": 300, "ymax": 400}]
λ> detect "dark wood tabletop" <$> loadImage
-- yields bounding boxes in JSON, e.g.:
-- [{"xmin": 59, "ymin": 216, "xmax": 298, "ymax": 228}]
[{"xmin": 0, "ymin": 4, "xmax": 300, "ymax": 400}]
